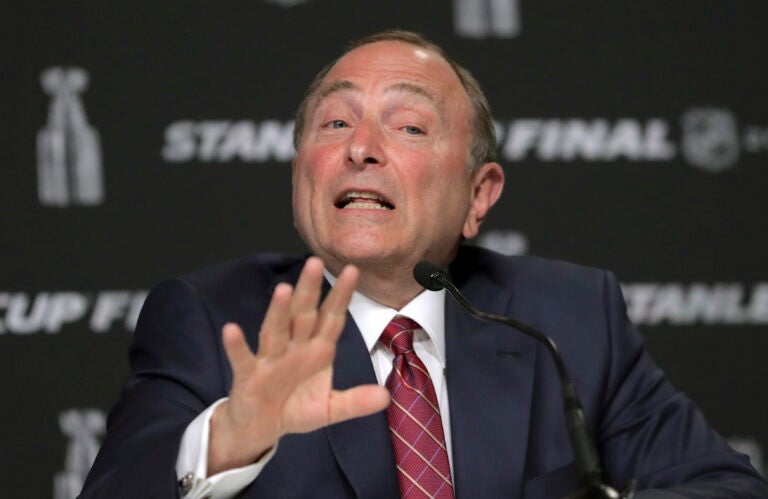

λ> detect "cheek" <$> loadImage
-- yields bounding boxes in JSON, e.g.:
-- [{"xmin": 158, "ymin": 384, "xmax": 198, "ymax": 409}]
[
  {"xmin": 429, "ymin": 173, "xmax": 473, "ymax": 220},
  {"xmin": 300, "ymin": 147, "xmax": 340, "ymax": 184},
  {"xmin": 294, "ymin": 150, "xmax": 324, "ymax": 186},
  {"xmin": 294, "ymin": 149, "xmax": 343, "ymax": 220}
]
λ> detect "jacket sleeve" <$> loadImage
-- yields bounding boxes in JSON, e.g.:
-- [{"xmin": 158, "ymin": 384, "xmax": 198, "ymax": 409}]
[
  {"xmin": 595, "ymin": 270, "xmax": 768, "ymax": 498},
  {"xmin": 79, "ymin": 278, "xmax": 231, "ymax": 499}
]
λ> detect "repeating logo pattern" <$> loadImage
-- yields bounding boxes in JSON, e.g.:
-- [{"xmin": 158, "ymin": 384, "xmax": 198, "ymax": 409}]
[
  {"xmin": 158, "ymin": 110, "xmax": 767, "ymax": 173},
  {"xmin": 37, "ymin": 67, "xmax": 103, "ymax": 207},
  {"xmin": 0, "ymin": 291, "xmax": 147, "ymax": 334},
  {"xmin": 681, "ymin": 108, "xmax": 741, "ymax": 173},
  {"xmin": 13, "ymin": 7, "xmax": 766, "ymax": 496},
  {"xmin": 54, "ymin": 409, "xmax": 105, "ymax": 499},
  {"xmin": 453, "ymin": 0, "xmax": 522, "ymax": 38},
  {"xmin": 477, "ymin": 230, "xmax": 529, "ymax": 256}
]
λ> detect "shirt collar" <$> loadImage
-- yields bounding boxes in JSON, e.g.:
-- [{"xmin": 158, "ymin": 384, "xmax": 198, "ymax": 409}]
[{"xmin": 323, "ymin": 270, "xmax": 447, "ymax": 365}]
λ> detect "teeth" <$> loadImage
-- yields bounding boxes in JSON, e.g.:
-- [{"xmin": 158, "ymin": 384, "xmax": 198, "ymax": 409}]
[
  {"xmin": 344, "ymin": 202, "xmax": 389, "ymax": 210},
  {"xmin": 338, "ymin": 190, "xmax": 393, "ymax": 210},
  {"xmin": 344, "ymin": 191, "xmax": 384, "ymax": 201}
]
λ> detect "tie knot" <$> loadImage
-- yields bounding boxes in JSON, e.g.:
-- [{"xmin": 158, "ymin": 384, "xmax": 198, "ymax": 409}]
[{"xmin": 380, "ymin": 316, "xmax": 422, "ymax": 356}]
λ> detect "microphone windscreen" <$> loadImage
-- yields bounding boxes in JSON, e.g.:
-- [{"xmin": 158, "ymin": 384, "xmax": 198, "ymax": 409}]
[{"xmin": 413, "ymin": 261, "xmax": 446, "ymax": 291}]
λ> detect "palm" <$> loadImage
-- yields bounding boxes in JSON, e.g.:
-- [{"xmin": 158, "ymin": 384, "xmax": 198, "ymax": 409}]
[
  {"xmin": 209, "ymin": 259, "xmax": 389, "ymax": 474},
  {"xmin": 281, "ymin": 363, "xmax": 335, "ymax": 433}
]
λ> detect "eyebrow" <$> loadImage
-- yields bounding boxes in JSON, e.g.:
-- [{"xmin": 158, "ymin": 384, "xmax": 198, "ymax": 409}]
[
  {"xmin": 317, "ymin": 79, "xmax": 360, "ymax": 100},
  {"xmin": 384, "ymin": 82, "xmax": 441, "ymax": 108},
  {"xmin": 386, "ymin": 82, "xmax": 446, "ymax": 125},
  {"xmin": 311, "ymin": 78, "xmax": 448, "ymax": 128}
]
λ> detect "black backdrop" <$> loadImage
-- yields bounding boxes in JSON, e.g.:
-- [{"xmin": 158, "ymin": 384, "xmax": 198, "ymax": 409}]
[{"xmin": 3, "ymin": 2, "xmax": 767, "ymax": 497}]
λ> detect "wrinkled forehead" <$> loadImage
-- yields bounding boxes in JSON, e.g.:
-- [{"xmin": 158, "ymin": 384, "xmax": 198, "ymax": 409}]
[{"xmin": 312, "ymin": 41, "xmax": 469, "ymax": 112}]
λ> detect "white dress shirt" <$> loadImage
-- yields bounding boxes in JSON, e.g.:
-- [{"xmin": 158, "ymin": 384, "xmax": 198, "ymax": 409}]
[{"xmin": 175, "ymin": 276, "xmax": 451, "ymax": 498}]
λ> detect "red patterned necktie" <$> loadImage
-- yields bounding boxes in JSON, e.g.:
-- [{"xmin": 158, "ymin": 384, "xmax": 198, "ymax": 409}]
[{"xmin": 380, "ymin": 316, "xmax": 454, "ymax": 499}]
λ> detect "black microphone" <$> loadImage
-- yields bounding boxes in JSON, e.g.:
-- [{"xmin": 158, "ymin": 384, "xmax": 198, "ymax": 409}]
[{"xmin": 413, "ymin": 261, "xmax": 635, "ymax": 499}]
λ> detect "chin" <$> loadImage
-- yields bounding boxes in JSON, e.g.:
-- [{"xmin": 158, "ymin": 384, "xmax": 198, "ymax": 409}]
[{"xmin": 326, "ymin": 244, "xmax": 404, "ymax": 268}]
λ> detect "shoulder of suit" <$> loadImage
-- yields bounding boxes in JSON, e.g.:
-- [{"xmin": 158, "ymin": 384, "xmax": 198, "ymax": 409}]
[
  {"xmin": 172, "ymin": 253, "xmax": 304, "ymax": 296},
  {"xmin": 456, "ymin": 245, "xmax": 613, "ymax": 293}
]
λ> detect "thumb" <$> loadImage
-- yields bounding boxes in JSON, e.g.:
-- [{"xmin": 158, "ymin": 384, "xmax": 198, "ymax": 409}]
[{"xmin": 327, "ymin": 385, "xmax": 390, "ymax": 425}]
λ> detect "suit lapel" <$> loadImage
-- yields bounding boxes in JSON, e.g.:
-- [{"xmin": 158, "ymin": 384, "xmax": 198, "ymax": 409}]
[
  {"xmin": 270, "ymin": 261, "xmax": 399, "ymax": 497},
  {"xmin": 324, "ymin": 315, "xmax": 400, "ymax": 498},
  {"xmin": 270, "ymin": 252, "xmax": 539, "ymax": 497},
  {"xmin": 445, "ymin": 265, "xmax": 538, "ymax": 498}
]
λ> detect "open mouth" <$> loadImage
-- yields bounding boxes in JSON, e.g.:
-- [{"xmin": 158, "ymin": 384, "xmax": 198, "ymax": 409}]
[{"xmin": 335, "ymin": 191, "xmax": 394, "ymax": 210}]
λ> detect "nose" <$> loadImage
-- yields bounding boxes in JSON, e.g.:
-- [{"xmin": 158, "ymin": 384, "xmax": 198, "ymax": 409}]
[{"xmin": 347, "ymin": 120, "xmax": 386, "ymax": 168}]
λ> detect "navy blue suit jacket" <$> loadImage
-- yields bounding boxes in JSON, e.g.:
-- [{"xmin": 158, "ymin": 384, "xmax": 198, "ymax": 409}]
[{"xmin": 81, "ymin": 247, "xmax": 767, "ymax": 498}]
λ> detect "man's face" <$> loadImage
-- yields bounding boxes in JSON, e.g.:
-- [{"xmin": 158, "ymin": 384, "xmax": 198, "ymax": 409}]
[{"xmin": 292, "ymin": 41, "xmax": 493, "ymax": 275}]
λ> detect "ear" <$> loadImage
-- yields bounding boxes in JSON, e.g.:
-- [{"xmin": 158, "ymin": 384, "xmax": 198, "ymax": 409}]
[{"xmin": 462, "ymin": 162, "xmax": 505, "ymax": 240}]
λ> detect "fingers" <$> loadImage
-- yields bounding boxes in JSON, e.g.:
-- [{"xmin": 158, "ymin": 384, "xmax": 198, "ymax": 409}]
[
  {"xmin": 316, "ymin": 264, "xmax": 359, "ymax": 344},
  {"xmin": 257, "ymin": 258, "xmax": 357, "ymax": 358},
  {"xmin": 290, "ymin": 257, "xmax": 324, "ymax": 342},
  {"xmin": 216, "ymin": 259, "xmax": 376, "ymax": 454},
  {"xmin": 257, "ymin": 282, "xmax": 293, "ymax": 357},
  {"xmin": 328, "ymin": 385, "xmax": 390, "ymax": 425},
  {"xmin": 222, "ymin": 323, "xmax": 254, "ymax": 376}
]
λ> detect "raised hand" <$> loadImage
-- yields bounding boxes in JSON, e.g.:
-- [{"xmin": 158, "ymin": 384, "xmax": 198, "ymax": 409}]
[{"xmin": 207, "ymin": 257, "xmax": 390, "ymax": 474}]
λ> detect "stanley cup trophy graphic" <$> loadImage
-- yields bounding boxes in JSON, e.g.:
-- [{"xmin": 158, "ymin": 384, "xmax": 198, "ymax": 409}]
[
  {"xmin": 53, "ymin": 409, "xmax": 105, "ymax": 499},
  {"xmin": 453, "ymin": 0, "xmax": 521, "ymax": 38},
  {"xmin": 37, "ymin": 67, "xmax": 103, "ymax": 207}
]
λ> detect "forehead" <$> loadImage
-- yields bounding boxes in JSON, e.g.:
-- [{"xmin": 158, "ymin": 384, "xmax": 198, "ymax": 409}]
[{"xmin": 317, "ymin": 41, "xmax": 468, "ymax": 107}]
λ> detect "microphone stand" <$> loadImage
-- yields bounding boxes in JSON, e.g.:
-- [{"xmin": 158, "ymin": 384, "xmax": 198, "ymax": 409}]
[{"xmin": 414, "ymin": 262, "xmax": 636, "ymax": 499}]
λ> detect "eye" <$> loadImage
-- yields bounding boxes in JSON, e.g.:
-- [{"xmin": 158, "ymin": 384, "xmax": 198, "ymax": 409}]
[
  {"xmin": 401, "ymin": 125, "xmax": 424, "ymax": 135},
  {"xmin": 327, "ymin": 119, "xmax": 348, "ymax": 129}
]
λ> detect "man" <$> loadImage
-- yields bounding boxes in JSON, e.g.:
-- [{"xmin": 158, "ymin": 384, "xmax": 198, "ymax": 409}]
[{"xmin": 81, "ymin": 31, "xmax": 767, "ymax": 498}]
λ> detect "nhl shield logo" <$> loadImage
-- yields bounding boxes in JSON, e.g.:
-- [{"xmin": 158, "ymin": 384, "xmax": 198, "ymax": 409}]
[{"xmin": 681, "ymin": 108, "xmax": 740, "ymax": 173}]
